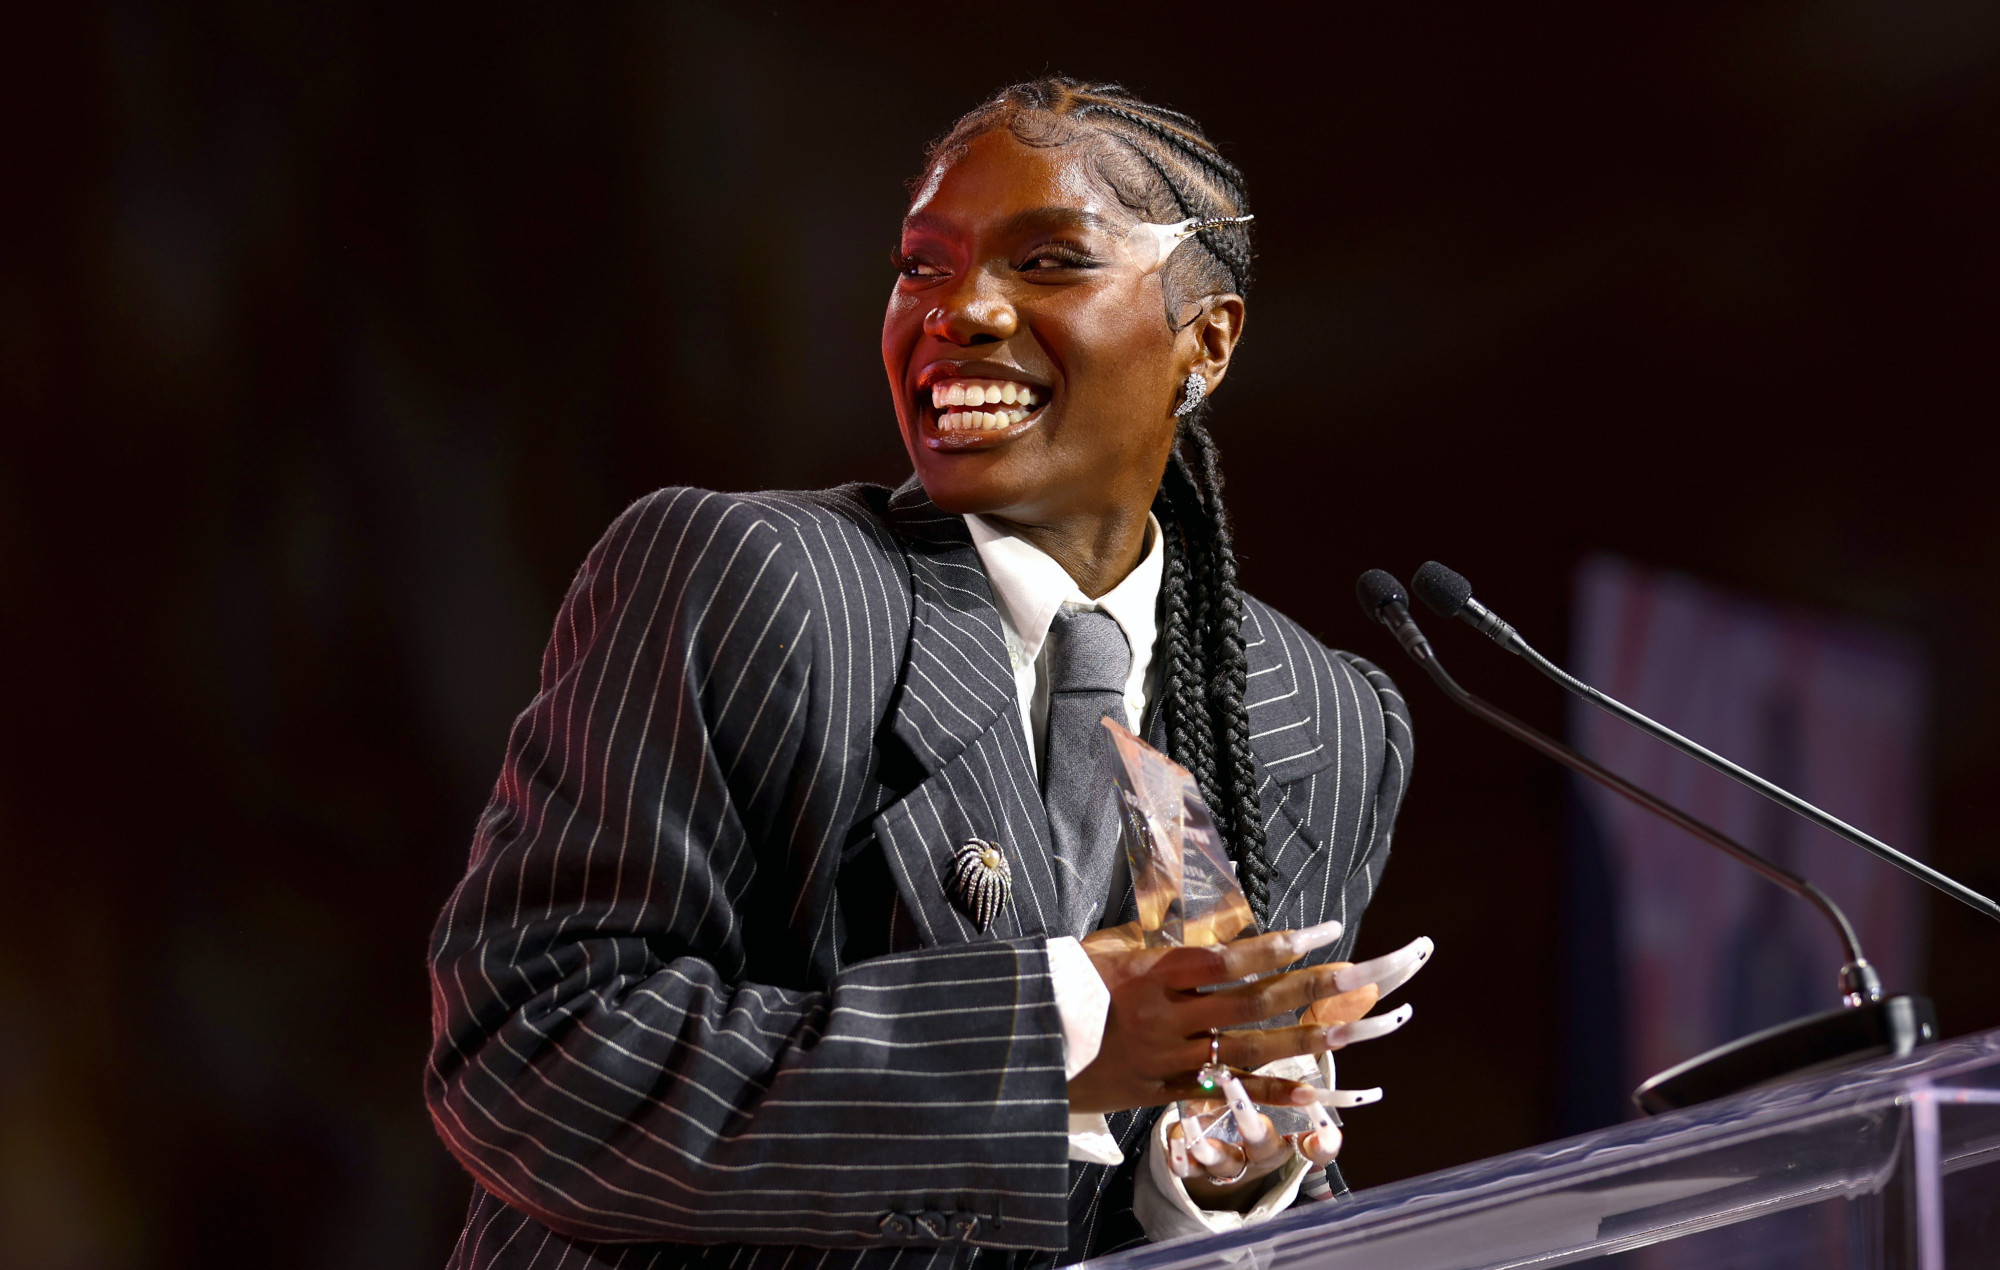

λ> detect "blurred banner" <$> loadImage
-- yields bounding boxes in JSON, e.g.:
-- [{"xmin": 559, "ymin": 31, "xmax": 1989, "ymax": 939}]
[{"xmin": 1562, "ymin": 556, "xmax": 1929, "ymax": 1120}]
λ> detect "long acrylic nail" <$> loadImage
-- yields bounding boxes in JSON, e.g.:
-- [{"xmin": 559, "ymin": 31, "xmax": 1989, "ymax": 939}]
[
  {"xmin": 1323, "ymin": 1003, "xmax": 1414, "ymax": 1049},
  {"xmin": 1286, "ymin": 919, "xmax": 1345, "ymax": 958},
  {"xmin": 1219, "ymin": 1071, "xmax": 1269, "ymax": 1145},
  {"xmin": 1288, "ymin": 1085, "xmax": 1319, "ymax": 1105},
  {"xmin": 1188, "ymin": 1136, "xmax": 1225, "ymax": 1166},
  {"xmin": 1333, "ymin": 936, "xmax": 1434, "ymax": 996},
  {"xmin": 1310, "ymin": 1087, "xmax": 1385, "ymax": 1108},
  {"xmin": 1168, "ymin": 1133, "xmax": 1192, "ymax": 1177},
  {"xmin": 1302, "ymin": 1099, "xmax": 1341, "ymax": 1157}
]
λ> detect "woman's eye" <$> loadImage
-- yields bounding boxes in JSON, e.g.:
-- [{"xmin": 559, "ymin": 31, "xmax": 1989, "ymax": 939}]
[
  {"xmin": 896, "ymin": 254, "xmax": 948, "ymax": 280},
  {"xmin": 1021, "ymin": 251, "xmax": 1095, "ymax": 272}
]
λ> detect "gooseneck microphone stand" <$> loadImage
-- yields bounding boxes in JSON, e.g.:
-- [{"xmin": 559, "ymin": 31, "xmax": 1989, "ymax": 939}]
[
  {"xmin": 1410, "ymin": 560, "xmax": 2000, "ymax": 924},
  {"xmin": 1356, "ymin": 570, "xmax": 1936, "ymax": 1113}
]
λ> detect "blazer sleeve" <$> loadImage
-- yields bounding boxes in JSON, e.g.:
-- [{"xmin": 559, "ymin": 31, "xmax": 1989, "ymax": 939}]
[
  {"xmin": 1331, "ymin": 650, "xmax": 1413, "ymax": 943},
  {"xmin": 425, "ymin": 489, "xmax": 1071, "ymax": 1250}
]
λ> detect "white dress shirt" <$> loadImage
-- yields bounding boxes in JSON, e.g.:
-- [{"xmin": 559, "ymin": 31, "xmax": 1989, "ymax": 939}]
[
  {"xmin": 963, "ymin": 512, "xmax": 1160, "ymax": 766},
  {"xmin": 963, "ymin": 513, "xmax": 1310, "ymax": 1239}
]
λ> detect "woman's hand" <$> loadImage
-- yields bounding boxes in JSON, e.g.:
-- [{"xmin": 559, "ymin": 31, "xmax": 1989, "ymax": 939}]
[
  {"xmin": 1301, "ymin": 978, "xmax": 1379, "ymax": 1028},
  {"xmin": 1166, "ymin": 1071, "xmax": 1343, "ymax": 1211},
  {"xmin": 1067, "ymin": 922, "xmax": 1353, "ymax": 1115}
]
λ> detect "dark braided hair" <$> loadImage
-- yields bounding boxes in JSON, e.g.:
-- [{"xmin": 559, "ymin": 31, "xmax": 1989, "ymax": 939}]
[{"xmin": 921, "ymin": 79, "xmax": 1277, "ymax": 925}]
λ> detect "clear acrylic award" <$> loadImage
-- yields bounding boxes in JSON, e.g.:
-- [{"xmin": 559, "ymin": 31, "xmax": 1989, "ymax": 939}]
[{"xmin": 1100, "ymin": 719, "xmax": 1326, "ymax": 1147}]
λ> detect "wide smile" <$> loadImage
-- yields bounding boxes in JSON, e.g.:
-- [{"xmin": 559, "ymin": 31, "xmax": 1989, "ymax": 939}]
[{"xmin": 918, "ymin": 376, "xmax": 1049, "ymax": 450}]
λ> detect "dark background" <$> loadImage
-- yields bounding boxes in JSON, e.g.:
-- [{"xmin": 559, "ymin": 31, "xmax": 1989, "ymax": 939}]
[{"xmin": 5, "ymin": 2, "xmax": 1998, "ymax": 1264}]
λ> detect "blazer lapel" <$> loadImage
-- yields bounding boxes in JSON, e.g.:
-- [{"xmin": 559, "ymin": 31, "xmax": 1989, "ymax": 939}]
[
  {"xmin": 869, "ymin": 479, "xmax": 1061, "ymax": 945},
  {"xmin": 882, "ymin": 480, "xmax": 1014, "ymax": 774}
]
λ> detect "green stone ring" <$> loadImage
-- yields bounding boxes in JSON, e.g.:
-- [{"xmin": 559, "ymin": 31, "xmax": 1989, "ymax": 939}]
[{"xmin": 1197, "ymin": 1029, "xmax": 1224, "ymax": 1091}]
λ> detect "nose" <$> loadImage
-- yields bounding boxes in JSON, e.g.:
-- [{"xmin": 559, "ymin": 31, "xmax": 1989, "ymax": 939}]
[{"xmin": 923, "ymin": 269, "xmax": 1019, "ymax": 345}]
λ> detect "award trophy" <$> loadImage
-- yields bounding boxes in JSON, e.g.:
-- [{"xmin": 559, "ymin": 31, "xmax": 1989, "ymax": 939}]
[{"xmin": 1100, "ymin": 719, "xmax": 1327, "ymax": 1147}]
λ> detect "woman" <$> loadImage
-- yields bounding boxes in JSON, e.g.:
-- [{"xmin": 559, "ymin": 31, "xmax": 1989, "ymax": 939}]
[{"xmin": 427, "ymin": 79, "xmax": 1416, "ymax": 1270}]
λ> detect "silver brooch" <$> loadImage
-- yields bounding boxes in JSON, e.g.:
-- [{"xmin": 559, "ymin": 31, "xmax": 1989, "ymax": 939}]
[{"xmin": 948, "ymin": 839, "xmax": 1011, "ymax": 931}]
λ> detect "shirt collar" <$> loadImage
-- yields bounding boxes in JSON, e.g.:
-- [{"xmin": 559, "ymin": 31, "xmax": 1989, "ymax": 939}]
[{"xmin": 964, "ymin": 512, "xmax": 1164, "ymax": 665}]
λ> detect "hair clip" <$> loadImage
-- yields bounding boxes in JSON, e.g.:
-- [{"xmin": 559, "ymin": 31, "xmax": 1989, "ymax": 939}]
[{"xmin": 1125, "ymin": 214, "xmax": 1255, "ymax": 273}]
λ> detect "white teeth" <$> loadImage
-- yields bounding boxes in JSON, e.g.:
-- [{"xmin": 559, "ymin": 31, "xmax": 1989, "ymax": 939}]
[
  {"xmin": 930, "ymin": 381, "xmax": 1046, "ymax": 430},
  {"xmin": 930, "ymin": 405, "xmax": 1037, "ymax": 433},
  {"xmin": 930, "ymin": 380, "xmax": 1043, "ymax": 411}
]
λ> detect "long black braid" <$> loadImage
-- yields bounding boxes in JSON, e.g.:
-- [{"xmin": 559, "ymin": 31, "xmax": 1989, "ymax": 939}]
[{"xmin": 923, "ymin": 79, "xmax": 1276, "ymax": 924}]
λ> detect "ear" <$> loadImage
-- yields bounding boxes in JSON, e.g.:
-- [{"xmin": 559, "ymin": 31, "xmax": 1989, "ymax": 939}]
[{"xmin": 1183, "ymin": 294, "xmax": 1247, "ymax": 394}]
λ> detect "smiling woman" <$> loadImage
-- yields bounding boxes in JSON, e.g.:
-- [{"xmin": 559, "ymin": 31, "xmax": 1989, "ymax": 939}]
[
  {"xmin": 426, "ymin": 78, "xmax": 1419, "ymax": 1270},
  {"xmin": 885, "ymin": 86, "xmax": 1270, "ymax": 926}
]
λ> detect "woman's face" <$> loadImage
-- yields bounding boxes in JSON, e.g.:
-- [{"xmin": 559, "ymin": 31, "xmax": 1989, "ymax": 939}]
[{"xmin": 882, "ymin": 127, "xmax": 1237, "ymax": 528}]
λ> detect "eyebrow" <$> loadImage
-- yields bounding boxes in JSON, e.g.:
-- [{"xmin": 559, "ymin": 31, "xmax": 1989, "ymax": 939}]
[{"xmin": 901, "ymin": 206, "xmax": 1124, "ymax": 239}]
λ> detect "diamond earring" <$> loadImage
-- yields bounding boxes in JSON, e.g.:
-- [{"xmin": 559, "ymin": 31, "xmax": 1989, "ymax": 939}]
[{"xmin": 1174, "ymin": 370, "xmax": 1206, "ymax": 418}]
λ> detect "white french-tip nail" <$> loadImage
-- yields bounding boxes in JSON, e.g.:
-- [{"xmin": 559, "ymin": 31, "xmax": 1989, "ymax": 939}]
[
  {"xmin": 1312, "ymin": 1087, "xmax": 1385, "ymax": 1108},
  {"xmin": 1188, "ymin": 1137, "xmax": 1225, "ymax": 1166},
  {"xmin": 1168, "ymin": 1136, "xmax": 1192, "ymax": 1177},
  {"xmin": 1324, "ymin": 1002, "xmax": 1414, "ymax": 1048},
  {"xmin": 1305, "ymin": 1100, "xmax": 1337, "ymax": 1132},
  {"xmin": 1312, "ymin": 1126, "xmax": 1342, "ymax": 1157},
  {"xmin": 1219, "ymin": 1072, "xmax": 1269, "ymax": 1145},
  {"xmin": 1333, "ymin": 936, "xmax": 1434, "ymax": 996},
  {"xmin": 1287, "ymin": 919, "xmax": 1344, "ymax": 957}
]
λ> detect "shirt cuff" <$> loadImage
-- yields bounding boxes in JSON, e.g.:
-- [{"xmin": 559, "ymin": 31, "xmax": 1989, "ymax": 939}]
[
  {"xmin": 1046, "ymin": 936, "xmax": 1109, "ymax": 1079},
  {"xmin": 1068, "ymin": 1112, "xmax": 1124, "ymax": 1165},
  {"xmin": 1047, "ymin": 937, "xmax": 1120, "ymax": 1164}
]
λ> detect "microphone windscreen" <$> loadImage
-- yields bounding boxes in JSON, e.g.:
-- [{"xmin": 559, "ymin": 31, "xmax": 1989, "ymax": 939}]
[
  {"xmin": 1413, "ymin": 561, "xmax": 1473, "ymax": 618},
  {"xmin": 1355, "ymin": 569, "xmax": 1409, "ymax": 618}
]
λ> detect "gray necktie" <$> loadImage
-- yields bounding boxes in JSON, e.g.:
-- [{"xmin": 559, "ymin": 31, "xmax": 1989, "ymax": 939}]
[{"xmin": 1043, "ymin": 607, "xmax": 1132, "ymax": 939}]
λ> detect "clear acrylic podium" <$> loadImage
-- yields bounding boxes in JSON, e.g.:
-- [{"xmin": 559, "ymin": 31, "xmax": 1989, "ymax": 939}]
[{"xmin": 1087, "ymin": 1028, "xmax": 2000, "ymax": 1270}]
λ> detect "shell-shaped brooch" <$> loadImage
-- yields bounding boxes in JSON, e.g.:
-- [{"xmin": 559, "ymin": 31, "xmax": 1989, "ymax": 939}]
[{"xmin": 948, "ymin": 839, "xmax": 1012, "ymax": 931}]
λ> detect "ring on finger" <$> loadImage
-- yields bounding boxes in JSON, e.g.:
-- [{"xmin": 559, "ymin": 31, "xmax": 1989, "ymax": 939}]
[
  {"xmin": 1198, "ymin": 1028, "xmax": 1225, "ymax": 1092},
  {"xmin": 1206, "ymin": 1154, "xmax": 1250, "ymax": 1185}
]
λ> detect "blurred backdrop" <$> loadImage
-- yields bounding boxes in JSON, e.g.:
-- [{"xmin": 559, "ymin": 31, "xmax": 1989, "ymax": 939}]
[{"xmin": 5, "ymin": 2, "xmax": 1999, "ymax": 1265}]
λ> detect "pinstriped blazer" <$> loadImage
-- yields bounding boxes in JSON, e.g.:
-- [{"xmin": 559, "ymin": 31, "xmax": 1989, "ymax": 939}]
[{"xmin": 427, "ymin": 477, "xmax": 1412, "ymax": 1270}]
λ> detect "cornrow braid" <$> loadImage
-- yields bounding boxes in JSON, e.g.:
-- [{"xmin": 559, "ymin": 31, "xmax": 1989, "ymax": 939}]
[{"xmin": 925, "ymin": 78, "xmax": 1275, "ymax": 925}]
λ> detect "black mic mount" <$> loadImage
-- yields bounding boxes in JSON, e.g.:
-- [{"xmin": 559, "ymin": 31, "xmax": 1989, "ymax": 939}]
[{"xmin": 1356, "ymin": 569, "xmax": 1937, "ymax": 1114}]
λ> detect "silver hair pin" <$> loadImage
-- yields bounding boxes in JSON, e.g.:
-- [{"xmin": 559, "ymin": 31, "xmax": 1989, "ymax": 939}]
[{"xmin": 1126, "ymin": 214, "xmax": 1254, "ymax": 273}]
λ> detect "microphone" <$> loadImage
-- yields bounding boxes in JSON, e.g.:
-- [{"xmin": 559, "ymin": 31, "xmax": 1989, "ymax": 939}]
[
  {"xmin": 1357, "ymin": 569, "xmax": 1935, "ymax": 1113},
  {"xmin": 1411, "ymin": 560, "xmax": 2000, "ymax": 925},
  {"xmin": 1355, "ymin": 569, "xmax": 1430, "ymax": 662}
]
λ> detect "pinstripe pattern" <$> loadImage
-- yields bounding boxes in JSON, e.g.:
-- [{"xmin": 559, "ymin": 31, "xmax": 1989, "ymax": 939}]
[{"xmin": 428, "ymin": 478, "xmax": 1412, "ymax": 1270}]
